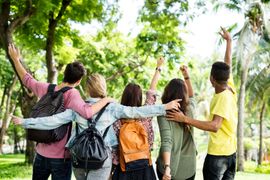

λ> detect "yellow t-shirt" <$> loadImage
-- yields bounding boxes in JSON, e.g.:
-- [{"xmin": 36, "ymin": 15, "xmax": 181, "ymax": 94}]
[{"xmin": 208, "ymin": 75, "xmax": 238, "ymax": 155}]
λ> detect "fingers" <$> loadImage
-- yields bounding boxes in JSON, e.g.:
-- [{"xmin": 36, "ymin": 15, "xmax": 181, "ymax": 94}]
[
  {"xmin": 220, "ymin": 26, "xmax": 225, "ymax": 32},
  {"xmin": 10, "ymin": 114, "xmax": 22, "ymax": 125},
  {"xmin": 10, "ymin": 114, "xmax": 17, "ymax": 119},
  {"xmin": 218, "ymin": 31, "xmax": 224, "ymax": 37}
]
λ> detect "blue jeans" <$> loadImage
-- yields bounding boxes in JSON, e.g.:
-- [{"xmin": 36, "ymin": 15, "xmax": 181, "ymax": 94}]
[
  {"xmin": 32, "ymin": 153, "xmax": 72, "ymax": 180},
  {"xmin": 203, "ymin": 153, "xmax": 236, "ymax": 180}
]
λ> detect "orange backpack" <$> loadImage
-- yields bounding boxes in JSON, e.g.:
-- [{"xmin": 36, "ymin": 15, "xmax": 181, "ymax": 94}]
[{"xmin": 119, "ymin": 120, "xmax": 152, "ymax": 172}]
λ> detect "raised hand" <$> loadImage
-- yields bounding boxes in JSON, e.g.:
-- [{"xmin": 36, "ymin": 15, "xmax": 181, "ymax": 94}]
[
  {"xmin": 8, "ymin": 44, "xmax": 21, "ymax": 63},
  {"xmin": 219, "ymin": 27, "xmax": 231, "ymax": 41},
  {"xmin": 157, "ymin": 57, "xmax": 165, "ymax": 68},
  {"xmin": 164, "ymin": 99, "xmax": 181, "ymax": 110},
  {"xmin": 180, "ymin": 65, "xmax": 189, "ymax": 78}
]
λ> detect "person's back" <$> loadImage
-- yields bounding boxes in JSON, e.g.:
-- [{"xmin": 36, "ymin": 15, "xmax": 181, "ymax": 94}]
[
  {"xmin": 203, "ymin": 60, "xmax": 238, "ymax": 180},
  {"xmin": 207, "ymin": 72, "xmax": 237, "ymax": 156},
  {"xmin": 156, "ymin": 66, "xmax": 197, "ymax": 180},
  {"xmin": 165, "ymin": 28, "xmax": 238, "ymax": 180},
  {"xmin": 8, "ymin": 45, "xmax": 112, "ymax": 180}
]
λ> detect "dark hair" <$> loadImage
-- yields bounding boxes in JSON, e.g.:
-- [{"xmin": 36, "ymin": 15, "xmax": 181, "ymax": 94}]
[
  {"xmin": 210, "ymin": 62, "xmax": 230, "ymax": 84},
  {"xmin": 161, "ymin": 78, "xmax": 188, "ymax": 114},
  {"xmin": 63, "ymin": 61, "xmax": 86, "ymax": 84},
  {"xmin": 121, "ymin": 83, "xmax": 142, "ymax": 107}
]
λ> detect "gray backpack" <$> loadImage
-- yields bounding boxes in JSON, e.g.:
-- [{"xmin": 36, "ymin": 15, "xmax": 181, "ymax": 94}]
[{"xmin": 27, "ymin": 84, "xmax": 72, "ymax": 143}]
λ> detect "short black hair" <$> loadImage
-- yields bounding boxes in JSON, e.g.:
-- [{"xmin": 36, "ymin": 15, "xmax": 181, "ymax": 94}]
[
  {"xmin": 63, "ymin": 61, "xmax": 86, "ymax": 84},
  {"xmin": 210, "ymin": 61, "xmax": 230, "ymax": 84}
]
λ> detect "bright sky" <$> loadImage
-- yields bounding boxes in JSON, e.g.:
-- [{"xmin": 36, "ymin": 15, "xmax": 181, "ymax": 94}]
[{"xmin": 73, "ymin": 0, "xmax": 245, "ymax": 60}]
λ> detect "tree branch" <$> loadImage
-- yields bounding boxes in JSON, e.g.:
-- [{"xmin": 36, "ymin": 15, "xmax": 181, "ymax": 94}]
[
  {"xmin": 55, "ymin": 0, "xmax": 72, "ymax": 23},
  {"xmin": 9, "ymin": 0, "xmax": 35, "ymax": 33},
  {"xmin": 0, "ymin": 0, "xmax": 10, "ymax": 26},
  {"xmin": 106, "ymin": 57, "xmax": 148, "ymax": 81}
]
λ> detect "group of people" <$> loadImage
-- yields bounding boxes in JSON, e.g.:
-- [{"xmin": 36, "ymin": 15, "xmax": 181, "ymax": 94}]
[{"xmin": 9, "ymin": 27, "xmax": 237, "ymax": 180}]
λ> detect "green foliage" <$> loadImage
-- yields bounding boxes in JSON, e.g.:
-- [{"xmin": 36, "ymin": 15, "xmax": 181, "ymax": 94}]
[
  {"xmin": 137, "ymin": 0, "xmax": 188, "ymax": 63},
  {"xmin": 245, "ymin": 161, "xmax": 270, "ymax": 174},
  {"xmin": 244, "ymin": 137, "xmax": 258, "ymax": 151},
  {"xmin": 0, "ymin": 50, "xmax": 14, "ymax": 88},
  {"xmin": 0, "ymin": 154, "xmax": 32, "ymax": 180}
]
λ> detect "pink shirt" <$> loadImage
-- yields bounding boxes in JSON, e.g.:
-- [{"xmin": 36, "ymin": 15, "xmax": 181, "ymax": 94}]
[{"xmin": 23, "ymin": 73, "xmax": 93, "ymax": 158}]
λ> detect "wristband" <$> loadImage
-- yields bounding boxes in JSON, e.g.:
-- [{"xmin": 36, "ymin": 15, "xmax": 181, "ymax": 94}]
[
  {"xmin": 184, "ymin": 76, "xmax": 189, "ymax": 80},
  {"xmin": 156, "ymin": 67, "xmax": 162, "ymax": 72}
]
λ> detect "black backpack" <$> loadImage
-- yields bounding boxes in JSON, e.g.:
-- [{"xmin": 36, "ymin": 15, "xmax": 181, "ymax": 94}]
[
  {"xmin": 69, "ymin": 103, "xmax": 110, "ymax": 170},
  {"xmin": 27, "ymin": 84, "xmax": 72, "ymax": 143}
]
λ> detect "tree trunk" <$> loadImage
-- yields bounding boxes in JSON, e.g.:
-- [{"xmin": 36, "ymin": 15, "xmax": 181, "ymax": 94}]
[
  {"xmin": 45, "ymin": 13, "xmax": 58, "ymax": 83},
  {"xmin": 14, "ymin": 126, "xmax": 19, "ymax": 154},
  {"xmin": 0, "ymin": 76, "xmax": 17, "ymax": 153},
  {"xmin": 258, "ymin": 102, "xmax": 266, "ymax": 165},
  {"xmin": 0, "ymin": 85, "xmax": 7, "ymax": 113},
  {"xmin": 237, "ymin": 56, "xmax": 251, "ymax": 171},
  {"xmin": 21, "ymin": 90, "xmax": 37, "ymax": 164},
  {"xmin": 45, "ymin": 0, "xmax": 71, "ymax": 83}
]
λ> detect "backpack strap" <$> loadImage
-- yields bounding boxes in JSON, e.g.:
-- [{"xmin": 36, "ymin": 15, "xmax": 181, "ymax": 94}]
[
  {"xmin": 75, "ymin": 122, "xmax": 79, "ymax": 136},
  {"xmin": 58, "ymin": 86, "xmax": 72, "ymax": 93},
  {"xmin": 89, "ymin": 103, "xmax": 110, "ymax": 125},
  {"xmin": 102, "ymin": 126, "xmax": 110, "ymax": 139},
  {"xmin": 47, "ymin": 84, "xmax": 56, "ymax": 93}
]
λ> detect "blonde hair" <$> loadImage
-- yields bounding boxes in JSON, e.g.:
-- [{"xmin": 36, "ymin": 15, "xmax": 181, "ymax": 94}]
[{"xmin": 86, "ymin": 73, "xmax": 107, "ymax": 98}]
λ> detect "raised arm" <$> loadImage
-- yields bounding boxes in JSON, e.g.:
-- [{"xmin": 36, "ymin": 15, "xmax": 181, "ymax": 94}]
[
  {"xmin": 8, "ymin": 44, "xmax": 48, "ymax": 97},
  {"xmin": 150, "ymin": 57, "xmax": 164, "ymax": 90},
  {"xmin": 219, "ymin": 27, "xmax": 232, "ymax": 66},
  {"xmin": 180, "ymin": 65, "xmax": 193, "ymax": 97},
  {"xmin": 8, "ymin": 44, "xmax": 27, "ymax": 81}
]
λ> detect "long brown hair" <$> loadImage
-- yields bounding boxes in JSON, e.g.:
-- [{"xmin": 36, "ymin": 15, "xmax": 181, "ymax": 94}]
[
  {"xmin": 161, "ymin": 78, "xmax": 188, "ymax": 114},
  {"xmin": 121, "ymin": 83, "xmax": 142, "ymax": 107}
]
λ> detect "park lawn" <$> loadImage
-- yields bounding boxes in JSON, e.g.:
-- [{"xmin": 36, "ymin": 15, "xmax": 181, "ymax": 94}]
[
  {"xmin": 0, "ymin": 154, "xmax": 270, "ymax": 180},
  {"xmin": 0, "ymin": 154, "xmax": 32, "ymax": 180}
]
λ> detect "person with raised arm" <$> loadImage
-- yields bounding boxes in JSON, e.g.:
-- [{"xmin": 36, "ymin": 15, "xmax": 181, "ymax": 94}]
[
  {"xmin": 111, "ymin": 57, "xmax": 165, "ymax": 180},
  {"xmin": 166, "ymin": 27, "xmax": 237, "ymax": 180},
  {"xmin": 8, "ymin": 44, "xmax": 114, "ymax": 180},
  {"xmin": 156, "ymin": 65, "xmax": 197, "ymax": 180}
]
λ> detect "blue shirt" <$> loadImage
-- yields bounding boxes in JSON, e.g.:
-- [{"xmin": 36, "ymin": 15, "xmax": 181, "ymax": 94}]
[{"xmin": 23, "ymin": 98, "xmax": 166, "ymax": 148}]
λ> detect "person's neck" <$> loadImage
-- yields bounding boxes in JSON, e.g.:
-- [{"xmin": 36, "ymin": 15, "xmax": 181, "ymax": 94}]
[
  {"xmin": 214, "ymin": 83, "xmax": 227, "ymax": 94},
  {"xmin": 58, "ymin": 82, "xmax": 76, "ymax": 88}
]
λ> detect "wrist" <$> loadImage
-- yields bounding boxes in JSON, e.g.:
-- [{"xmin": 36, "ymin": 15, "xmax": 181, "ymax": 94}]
[
  {"xmin": 156, "ymin": 67, "xmax": 162, "ymax": 72},
  {"xmin": 184, "ymin": 116, "xmax": 189, "ymax": 124},
  {"xmin": 184, "ymin": 76, "xmax": 190, "ymax": 80},
  {"xmin": 163, "ymin": 164, "xmax": 170, "ymax": 169}
]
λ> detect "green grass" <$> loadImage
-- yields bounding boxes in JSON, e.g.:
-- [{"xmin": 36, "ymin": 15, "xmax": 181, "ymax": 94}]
[
  {"xmin": 0, "ymin": 154, "xmax": 32, "ymax": 180},
  {"xmin": 1, "ymin": 154, "xmax": 270, "ymax": 180}
]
